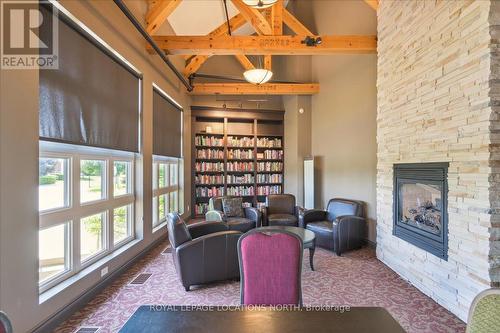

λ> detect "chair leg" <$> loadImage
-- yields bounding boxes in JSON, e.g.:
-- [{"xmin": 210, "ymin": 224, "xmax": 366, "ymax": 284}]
[{"xmin": 185, "ymin": 286, "xmax": 190, "ymax": 292}]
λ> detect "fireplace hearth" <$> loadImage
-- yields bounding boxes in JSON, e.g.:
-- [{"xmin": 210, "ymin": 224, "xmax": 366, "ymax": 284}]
[{"xmin": 393, "ymin": 163, "xmax": 449, "ymax": 259}]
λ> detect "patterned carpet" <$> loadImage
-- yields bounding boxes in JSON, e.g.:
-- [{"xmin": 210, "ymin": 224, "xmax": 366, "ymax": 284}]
[{"xmin": 55, "ymin": 241, "xmax": 466, "ymax": 333}]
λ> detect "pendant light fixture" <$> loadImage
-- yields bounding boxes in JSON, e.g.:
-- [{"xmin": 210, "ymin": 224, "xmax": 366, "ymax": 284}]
[
  {"xmin": 244, "ymin": 68, "xmax": 273, "ymax": 85},
  {"xmin": 243, "ymin": 55, "xmax": 273, "ymax": 85},
  {"xmin": 242, "ymin": 0, "xmax": 278, "ymax": 9}
]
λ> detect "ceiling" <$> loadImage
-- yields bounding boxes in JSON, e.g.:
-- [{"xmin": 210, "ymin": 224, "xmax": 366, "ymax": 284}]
[{"xmin": 165, "ymin": 0, "xmax": 289, "ymax": 36}]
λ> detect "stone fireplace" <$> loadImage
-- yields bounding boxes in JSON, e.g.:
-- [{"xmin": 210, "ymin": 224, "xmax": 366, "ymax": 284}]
[
  {"xmin": 393, "ymin": 163, "xmax": 448, "ymax": 260},
  {"xmin": 376, "ymin": 0, "xmax": 500, "ymax": 322}
]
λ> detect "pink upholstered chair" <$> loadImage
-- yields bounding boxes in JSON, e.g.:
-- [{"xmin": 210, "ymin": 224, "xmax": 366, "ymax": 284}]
[{"xmin": 237, "ymin": 229, "xmax": 303, "ymax": 306}]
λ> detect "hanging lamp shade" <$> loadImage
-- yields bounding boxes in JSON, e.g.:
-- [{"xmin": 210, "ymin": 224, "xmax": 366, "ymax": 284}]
[
  {"xmin": 243, "ymin": 68, "xmax": 273, "ymax": 85},
  {"xmin": 242, "ymin": 0, "xmax": 278, "ymax": 9}
]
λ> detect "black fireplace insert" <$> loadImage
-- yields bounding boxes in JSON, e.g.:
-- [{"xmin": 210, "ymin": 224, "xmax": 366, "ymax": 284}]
[{"xmin": 393, "ymin": 163, "xmax": 449, "ymax": 260}]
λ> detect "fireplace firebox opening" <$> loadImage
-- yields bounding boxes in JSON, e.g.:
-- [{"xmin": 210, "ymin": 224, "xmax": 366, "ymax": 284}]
[{"xmin": 393, "ymin": 163, "xmax": 449, "ymax": 260}]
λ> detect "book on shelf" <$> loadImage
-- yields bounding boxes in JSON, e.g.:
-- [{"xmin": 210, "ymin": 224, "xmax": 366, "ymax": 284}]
[
  {"xmin": 227, "ymin": 136, "xmax": 254, "ymax": 147},
  {"xmin": 257, "ymin": 185, "xmax": 282, "ymax": 195},
  {"xmin": 195, "ymin": 135, "xmax": 224, "ymax": 147},
  {"xmin": 227, "ymin": 174, "xmax": 254, "ymax": 184},
  {"xmin": 196, "ymin": 149, "xmax": 224, "ymax": 159},
  {"xmin": 257, "ymin": 137, "xmax": 282, "ymax": 148},
  {"xmin": 196, "ymin": 186, "xmax": 224, "ymax": 197},
  {"xmin": 195, "ymin": 162, "xmax": 224, "ymax": 172},
  {"xmin": 227, "ymin": 161, "xmax": 254, "ymax": 172},
  {"xmin": 227, "ymin": 186, "xmax": 255, "ymax": 196},
  {"xmin": 256, "ymin": 173, "xmax": 283, "ymax": 183},
  {"xmin": 258, "ymin": 149, "xmax": 283, "ymax": 160},
  {"xmin": 257, "ymin": 162, "xmax": 283, "ymax": 172},
  {"xmin": 227, "ymin": 149, "xmax": 254, "ymax": 159},
  {"xmin": 195, "ymin": 203, "xmax": 209, "ymax": 215},
  {"xmin": 196, "ymin": 174, "xmax": 224, "ymax": 185}
]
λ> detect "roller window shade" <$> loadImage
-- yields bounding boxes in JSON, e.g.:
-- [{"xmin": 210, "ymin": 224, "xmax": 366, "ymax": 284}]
[
  {"xmin": 153, "ymin": 89, "xmax": 183, "ymax": 158},
  {"xmin": 39, "ymin": 7, "xmax": 140, "ymax": 152}
]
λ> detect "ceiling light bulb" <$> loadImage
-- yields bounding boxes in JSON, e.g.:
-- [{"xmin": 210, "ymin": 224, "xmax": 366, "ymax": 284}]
[
  {"xmin": 242, "ymin": 0, "xmax": 278, "ymax": 9},
  {"xmin": 244, "ymin": 68, "xmax": 273, "ymax": 85}
]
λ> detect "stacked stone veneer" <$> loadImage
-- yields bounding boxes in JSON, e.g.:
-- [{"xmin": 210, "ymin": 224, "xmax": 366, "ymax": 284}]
[{"xmin": 376, "ymin": 0, "xmax": 500, "ymax": 321}]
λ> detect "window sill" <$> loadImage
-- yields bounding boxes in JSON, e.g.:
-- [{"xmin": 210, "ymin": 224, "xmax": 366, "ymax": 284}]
[
  {"xmin": 153, "ymin": 221, "xmax": 167, "ymax": 233},
  {"xmin": 39, "ymin": 238, "xmax": 141, "ymax": 304}
]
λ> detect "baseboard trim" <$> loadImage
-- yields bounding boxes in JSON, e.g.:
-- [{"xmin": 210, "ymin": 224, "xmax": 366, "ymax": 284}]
[{"xmin": 32, "ymin": 236, "xmax": 166, "ymax": 333}]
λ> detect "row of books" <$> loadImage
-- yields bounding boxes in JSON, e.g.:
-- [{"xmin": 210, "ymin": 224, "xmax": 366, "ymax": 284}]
[
  {"xmin": 227, "ymin": 162, "xmax": 254, "ymax": 172},
  {"xmin": 195, "ymin": 136, "xmax": 224, "ymax": 147},
  {"xmin": 227, "ymin": 174, "xmax": 254, "ymax": 184},
  {"xmin": 195, "ymin": 174, "xmax": 224, "ymax": 185},
  {"xmin": 260, "ymin": 150, "xmax": 283, "ymax": 160},
  {"xmin": 226, "ymin": 186, "xmax": 255, "ymax": 196},
  {"xmin": 196, "ymin": 149, "xmax": 224, "ymax": 159},
  {"xmin": 195, "ymin": 186, "xmax": 224, "ymax": 197},
  {"xmin": 256, "ymin": 173, "xmax": 283, "ymax": 183},
  {"xmin": 257, "ymin": 162, "xmax": 283, "ymax": 172},
  {"xmin": 227, "ymin": 136, "xmax": 254, "ymax": 147},
  {"xmin": 257, "ymin": 138, "xmax": 282, "ymax": 148},
  {"xmin": 227, "ymin": 149, "xmax": 254, "ymax": 159},
  {"xmin": 257, "ymin": 185, "xmax": 282, "ymax": 195},
  {"xmin": 195, "ymin": 203, "xmax": 209, "ymax": 215},
  {"xmin": 195, "ymin": 162, "xmax": 224, "ymax": 172}
]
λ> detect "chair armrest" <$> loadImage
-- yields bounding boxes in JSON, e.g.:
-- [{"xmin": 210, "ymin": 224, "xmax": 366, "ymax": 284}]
[
  {"xmin": 244, "ymin": 207, "xmax": 262, "ymax": 227},
  {"xmin": 175, "ymin": 231, "xmax": 242, "ymax": 283},
  {"xmin": 205, "ymin": 209, "xmax": 225, "ymax": 222},
  {"xmin": 299, "ymin": 209, "xmax": 328, "ymax": 228},
  {"xmin": 295, "ymin": 206, "xmax": 305, "ymax": 217},
  {"xmin": 336, "ymin": 215, "xmax": 366, "ymax": 225},
  {"xmin": 187, "ymin": 221, "xmax": 229, "ymax": 239}
]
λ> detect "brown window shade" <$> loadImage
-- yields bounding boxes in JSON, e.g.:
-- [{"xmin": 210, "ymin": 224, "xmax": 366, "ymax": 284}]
[
  {"xmin": 153, "ymin": 88, "xmax": 183, "ymax": 158},
  {"xmin": 39, "ymin": 7, "xmax": 140, "ymax": 152}
]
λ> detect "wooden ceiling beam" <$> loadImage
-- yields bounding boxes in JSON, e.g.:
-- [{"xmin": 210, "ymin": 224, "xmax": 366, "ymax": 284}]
[
  {"xmin": 189, "ymin": 83, "xmax": 320, "ymax": 95},
  {"xmin": 272, "ymin": 0, "xmax": 284, "ymax": 35},
  {"xmin": 146, "ymin": 0, "xmax": 182, "ymax": 35},
  {"xmin": 151, "ymin": 35, "xmax": 377, "ymax": 55},
  {"xmin": 183, "ymin": 13, "xmax": 247, "ymax": 76},
  {"xmin": 282, "ymin": 8, "xmax": 313, "ymax": 35},
  {"xmin": 231, "ymin": 0, "xmax": 273, "ymax": 35},
  {"xmin": 234, "ymin": 55, "xmax": 255, "ymax": 70},
  {"xmin": 364, "ymin": 0, "xmax": 379, "ymax": 11}
]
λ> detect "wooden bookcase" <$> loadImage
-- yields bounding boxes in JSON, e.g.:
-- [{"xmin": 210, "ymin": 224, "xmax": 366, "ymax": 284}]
[{"xmin": 191, "ymin": 107, "xmax": 285, "ymax": 217}]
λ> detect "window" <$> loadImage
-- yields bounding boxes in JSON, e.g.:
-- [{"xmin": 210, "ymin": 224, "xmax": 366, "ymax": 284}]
[
  {"xmin": 152, "ymin": 157, "xmax": 181, "ymax": 227},
  {"xmin": 39, "ymin": 142, "xmax": 135, "ymax": 291}
]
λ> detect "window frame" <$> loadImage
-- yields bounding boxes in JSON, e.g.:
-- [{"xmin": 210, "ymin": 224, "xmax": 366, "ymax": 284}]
[
  {"xmin": 39, "ymin": 142, "xmax": 135, "ymax": 292},
  {"xmin": 152, "ymin": 156, "xmax": 181, "ymax": 228}
]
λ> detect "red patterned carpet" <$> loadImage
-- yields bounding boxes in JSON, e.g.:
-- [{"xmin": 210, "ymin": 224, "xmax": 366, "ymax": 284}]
[{"xmin": 55, "ymin": 241, "xmax": 465, "ymax": 333}]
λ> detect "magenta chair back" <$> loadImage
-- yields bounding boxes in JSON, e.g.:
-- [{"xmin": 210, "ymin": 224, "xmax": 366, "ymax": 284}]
[{"xmin": 238, "ymin": 229, "xmax": 303, "ymax": 306}]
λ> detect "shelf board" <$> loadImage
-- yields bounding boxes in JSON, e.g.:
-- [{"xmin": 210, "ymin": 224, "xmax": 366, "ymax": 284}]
[
  {"xmin": 227, "ymin": 159, "xmax": 254, "ymax": 161},
  {"xmin": 226, "ymin": 170, "xmax": 255, "ymax": 173},
  {"xmin": 196, "ymin": 132, "xmax": 224, "ymax": 136},
  {"xmin": 195, "ymin": 183, "xmax": 224, "ymax": 186},
  {"xmin": 257, "ymin": 134, "xmax": 283, "ymax": 137},
  {"xmin": 257, "ymin": 146, "xmax": 283, "ymax": 150},
  {"xmin": 196, "ymin": 158, "xmax": 224, "ymax": 161},
  {"xmin": 257, "ymin": 159, "xmax": 283, "ymax": 162},
  {"xmin": 195, "ymin": 145, "xmax": 225, "ymax": 149},
  {"xmin": 227, "ymin": 134, "xmax": 255, "ymax": 137},
  {"xmin": 227, "ymin": 146, "xmax": 255, "ymax": 149},
  {"xmin": 257, "ymin": 171, "xmax": 283, "ymax": 174},
  {"xmin": 257, "ymin": 183, "xmax": 282, "ymax": 185},
  {"xmin": 227, "ymin": 183, "xmax": 254, "ymax": 186},
  {"xmin": 195, "ymin": 171, "xmax": 224, "ymax": 174}
]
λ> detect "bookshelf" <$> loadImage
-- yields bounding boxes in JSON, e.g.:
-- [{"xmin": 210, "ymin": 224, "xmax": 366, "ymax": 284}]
[{"xmin": 191, "ymin": 107, "xmax": 284, "ymax": 217}]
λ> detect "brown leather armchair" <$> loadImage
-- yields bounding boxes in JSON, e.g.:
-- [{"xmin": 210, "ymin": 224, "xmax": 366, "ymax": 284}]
[
  {"xmin": 167, "ymin": 213, "xmax": 242, "ymax": 291},
  {"xmin": 299, "ymin": 198, "xmax": 365, "ymax": 256},
  {"xmin": 205, "ymin": 196, "xmax": 261, "ymax": 232},
  {"xmin": 263, "ymin": 194, "xmax": 301, "ymax": 227}
]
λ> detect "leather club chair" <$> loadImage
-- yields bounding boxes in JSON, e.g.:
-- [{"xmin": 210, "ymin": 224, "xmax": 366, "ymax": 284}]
[
  {"xmin": 263, "ymin": 194, "xmax": 301, "ymax": 227},
  {"xmin": 299, "ymin": 198, "xmax": 365, "ymax": 256},
  {"xmin": 167, "ymin": 213, "xmax": 242, "ymax": 291},
  {"xmin": 205, "ymin": 196, "xmax": 261, "ymax": 232}
]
